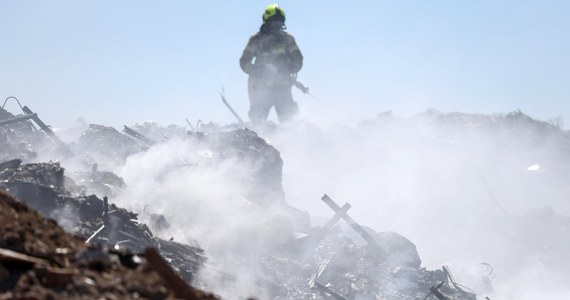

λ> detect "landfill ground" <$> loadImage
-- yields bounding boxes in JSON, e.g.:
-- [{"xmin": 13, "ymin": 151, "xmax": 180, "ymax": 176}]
[
  {"xmin": 0, "ymin": 190, "xmax": 217, "ymax": 300},
  {"xmin": 2, "ymin": 104, "xmax": 570, "ymax": 299}
]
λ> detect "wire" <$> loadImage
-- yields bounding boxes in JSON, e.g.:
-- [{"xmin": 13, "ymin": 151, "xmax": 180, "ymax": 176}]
[{"xmin": 2, "ymin": 96, "xmax": 24, "ymax": 110}]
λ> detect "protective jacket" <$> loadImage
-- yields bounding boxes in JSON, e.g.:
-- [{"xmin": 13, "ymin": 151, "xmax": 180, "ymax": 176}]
[
  {"xmin": 240, "ymin": 25, "xmax": 303, "ymax": 123},
  {"xmin": 240, "ymin": 31, "xmax": 303, "ymax": 85}
]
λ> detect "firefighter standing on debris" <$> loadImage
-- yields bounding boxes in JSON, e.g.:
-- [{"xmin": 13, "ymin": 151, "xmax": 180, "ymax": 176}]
[{"xmin": 240, "ymin": 4, "xmax": 303, "ymax": 123}]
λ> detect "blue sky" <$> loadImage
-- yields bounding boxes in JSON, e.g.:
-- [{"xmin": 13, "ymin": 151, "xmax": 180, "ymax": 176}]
[{"xmin": 1, "ymin": 1, "xmax": 569, "ymax": 128}]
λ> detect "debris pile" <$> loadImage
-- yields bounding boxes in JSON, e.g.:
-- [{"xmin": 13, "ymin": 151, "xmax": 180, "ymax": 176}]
[
  {"xmin": 212, "ymin": 194, "xmax": 477, "ymax": 299},
  {"xmin": 0, "ymin": 190, "xmax": 217, "ymax": 299},
  {"xmin": 76, "ymin": 124, "xmax": 146, "ymax": 171},
  {"xmin": 0, "ymin": 106, "xmax": 43, "ymax": 162},
  {"xmin": 0, "ymin": 161, "xmax": 206, "ymax": 285},
  {"xmin": 10, "ymin": 103, "xmax": 561, "ymax": 298}
]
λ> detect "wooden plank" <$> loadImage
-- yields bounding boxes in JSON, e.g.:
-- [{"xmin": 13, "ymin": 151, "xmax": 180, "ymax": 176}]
[
  {"xmin": 424, "ymin": 281, "xmax": 447, "ymax": 300},
  {"xmin": 123, "ymin": 125, "xmax": 156, "ymax": 146},
  {"xmin": 85, "ymin": 225, "xmax": 105, "ymax": 244},
  {"xmin": 321, "ymin": 203, "xmax": 351, "ymax": 233},
  {"xmin": 22, "ymin": 106, "xmax": 57, "ymax": 137},
  {"xmin": 308, "ymin": 252, "xmax": 335, "ymax": 288},
  {"xmin": 321, "ymin": 195, "xmax": 380, "ymax": 247},
  {"xmin": 0, "ymin": 247, "xmax": 49, "ymax": 266},
  {"xmin": 22, "ymin": 105, "xmax": 73, "ymax": 156},
  {"xmin": 314, "ymin": 281, "xmax": 348, "ymax": 300},
  {"xmin": 0, "ymin": 113, "xmax": 36, "ymax": 126}
]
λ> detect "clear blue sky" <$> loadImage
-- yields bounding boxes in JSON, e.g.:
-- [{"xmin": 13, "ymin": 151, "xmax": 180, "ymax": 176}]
[{"xmin": 1, "ymin": 1, "xmax": 569, "ymax": 128}]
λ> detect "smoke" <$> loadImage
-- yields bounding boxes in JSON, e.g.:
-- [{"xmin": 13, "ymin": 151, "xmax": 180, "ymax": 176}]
[
  {"xmin": 112, "ymin": 136, "xmax": 292, "ymax": 298},
  {"xmin": 261, "ymin": 111, "xmax": 570, "ymax": 299},
  {"xmin": 66, "ymin": 109, "xmax": 570, "ymax": 299},
  {"xmin": 50, "ymin": 204, "xmax": 81, "ymax": 231}
]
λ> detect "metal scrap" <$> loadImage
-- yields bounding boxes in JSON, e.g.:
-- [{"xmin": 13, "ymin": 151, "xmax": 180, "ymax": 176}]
[
  {"xmin": 308, "ymin": 252, "xmax": 335, "ymax": 288},
  {"xmin": 0, "ymin": 247, "xmax": 49, "ymax": 266},
  {"xmin": 0, "ymin": 113, "xmax": 37, "ymax": 127},
  {"xmin": 21, "ymin": 106, "xmax": 73, "ymax": 156},
  {"xmin": 123, "ymin": 125, "xmax": 157, "ymax": 146},
  {"xmin": 220, "ymin": 89, "xmax": 244, "ymax": 124},
  {"xmin": 443, "ymin": 265, "xmax": 476, "ymax": 295},
  {"xmin": 313, "ymin": 281, "xmax": 348, "ymax": 300},
  {"xmin": 85, "ymin": 225, "xmax": 106, "ymax": 244},
  {"xmin": 424, "ymin": 281, "xmax": 447, "ymax": 300},
  {"xmin": 321, "ymin": 194, "xmax": 387, "ymax": 256}
]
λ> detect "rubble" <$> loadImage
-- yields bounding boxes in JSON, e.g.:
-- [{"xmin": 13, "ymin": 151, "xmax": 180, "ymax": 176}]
[
  {"xmin": 0, "ymin": 162, "xmax": 206, "ymax": 284},
  {"xmin": 12, "ymin": 104, "xmax": 569, "ymax": 298},
  {"xmin": 234, "ymin": 195, "xmax": 476, "ymax": 300},
  {"xmin": 76, "ymin": 124, "xmax": 146, "ymax": 170},
  {"xmin": 0, "ymin": 106, "xmax": 41, "ymax": 162},
  {"xmin": 0, "ymin": 190, "xmax": 218, "ymax": 299},
  {"xmin": 204, "ymin": 128, "xmax": 286, "ymax": 204}
]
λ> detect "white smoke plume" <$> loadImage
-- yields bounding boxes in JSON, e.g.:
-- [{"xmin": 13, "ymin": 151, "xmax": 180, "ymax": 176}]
[
  {"xmin": 111, "ymin": 136, "xmax": 293, "ymax": 298},
  {"xmin": 262, "ymin": 111, "xmax": 570, "ymax": 299},
  {"xmin": 64, "ymin": 109, "xmax": 570, "ymax": 299}
]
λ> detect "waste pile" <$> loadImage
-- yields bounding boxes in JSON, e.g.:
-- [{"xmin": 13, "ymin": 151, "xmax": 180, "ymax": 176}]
[
  {"xmin": 0, "ymin": 161, "xmax": 206, "ymax": 283},
  {"xmin": 0, "ymin": 190, "xmax": 218, "ymax": 299},
  {"xmin": 0, "ymin": 103, "xmax": 495, "ymax": 299},
  {"xmin": 0, "ymin": 106, "xmax": 43, "ymax": 162}
]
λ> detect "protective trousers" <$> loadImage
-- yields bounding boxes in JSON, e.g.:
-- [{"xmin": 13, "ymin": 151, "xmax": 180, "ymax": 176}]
[{"xmin": 248, "ymin": 76, "xmax": 299, "ymax": 123}]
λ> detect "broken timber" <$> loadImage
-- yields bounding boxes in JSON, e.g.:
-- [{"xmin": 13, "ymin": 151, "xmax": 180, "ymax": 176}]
[
  {"xmin": 0, "ymin": 159, "xmax": 22, "ymax": 171},
  {"xmin": 313, "ymin": 281, "xmax": 348, "ymax": 300},
  {"xmin": 320, "ymin": 194, "xmax": 387, "ymax": 257},
  {"xmin": 85, "ymin": 225, "xmax": 106, "ymax": 244},
  {"xmin": 321, "ymin": 202, "xmax": 351, "ymax": 233},
  {"xmin": 220, "ymin": 89, "xmax": 244, "ymax": 125},
  {"xmin": 424, "ymin": 281, "xmax": 448, "ymax": 300},
  {"xmin": 185, "ymin": 118, "xmax": 196, "ymax": 131},
  {"xmin": 308, "ymin": 252, "xmax": 335, "ymax": 289},
  {"xmin": 22, "ymin": 106, "xmax": 59, "ymax": 140},
  {"xmin": 0, "ymin": 247, "xmax": 50, "ymax": 266},
  {"xmin": 16, "ymin": 106, "xmax": 74, "ymax": 156},
  {"xmin": 443, "ymin": 265, "xmax": 475, "ymax": 295},
  {"xmin": 123, "ymin": 125, "xmax": 157, "ymax": 146},
  {"xmin": 0, "ymin": 113, "xmax": 37, "ymax": 126}
]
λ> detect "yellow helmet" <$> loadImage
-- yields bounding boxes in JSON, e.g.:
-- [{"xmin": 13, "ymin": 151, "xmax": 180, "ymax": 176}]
[{"xmin": 262, "ymin": 4, "xmax": 286, "ymax": 24}]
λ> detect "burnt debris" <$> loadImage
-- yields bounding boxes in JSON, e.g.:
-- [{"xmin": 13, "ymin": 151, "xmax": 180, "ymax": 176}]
[
  {"xmin": 0, "ymin": 191, "xmax": 218, "ymax": 299},
  {"xmin": 0, "ymin": 103, "xmax": 508, "ymax": 299}
]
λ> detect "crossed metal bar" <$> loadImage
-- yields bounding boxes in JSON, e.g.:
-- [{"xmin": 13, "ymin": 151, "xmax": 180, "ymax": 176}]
[
  {"xmin": 309, "ymin": 194, "xmax": 389, "ymax": 299},
  {"xmin": 320, "ymin": 194, "xmax": 386, "ymax": 256}
]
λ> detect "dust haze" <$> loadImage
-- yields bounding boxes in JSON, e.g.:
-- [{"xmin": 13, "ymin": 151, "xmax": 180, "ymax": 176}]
[
  {"xmin": 269, "ymin": 110, "xmax": 570, "ymax": 299},
  {"xmin": 70, "ymin": 107, "xmax": 570, "ymax": 299}
]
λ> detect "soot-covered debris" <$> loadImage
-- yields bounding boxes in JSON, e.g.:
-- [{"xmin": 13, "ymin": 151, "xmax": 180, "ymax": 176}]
[
  {"xmin": 0, "ymin": 106, "xmax": 41, "ymax": 162},
  {"xmin": 0, "ymin": 104, "xmax": 515, "ymax": 299},
  {"xmin": 0, "ymin": 161, "xmax": 206, "ymax": 285},
  {"xmin": 0, "ymin": 191, "xmax": 218, "ymax": 300},
  {"xmin": 76, "ymin": 124, "xmax": 147, "ymax": 171},
  {"xmin": 197, "ymin": 196, "xmax": 477, "ymax": 300}
]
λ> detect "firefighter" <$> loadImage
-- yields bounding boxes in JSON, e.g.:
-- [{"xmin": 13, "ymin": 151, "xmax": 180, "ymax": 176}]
[{"xmin": 240, "ymin": 4, "xmax": 303, "ymax": 123}]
